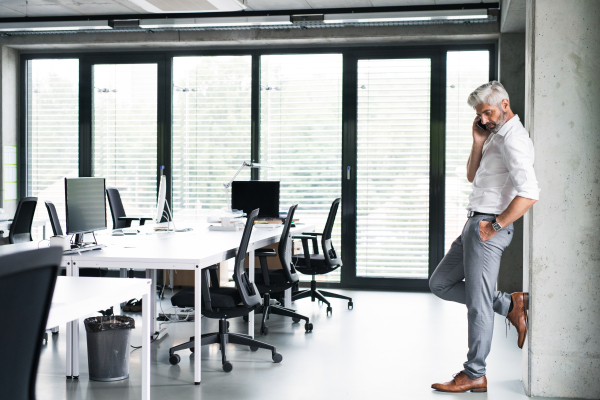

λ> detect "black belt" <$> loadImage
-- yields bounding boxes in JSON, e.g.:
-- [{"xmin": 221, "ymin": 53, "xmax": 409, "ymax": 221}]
[{"xmin": 467, "ymin": 211, "xmax": 499, "ymax": 218}]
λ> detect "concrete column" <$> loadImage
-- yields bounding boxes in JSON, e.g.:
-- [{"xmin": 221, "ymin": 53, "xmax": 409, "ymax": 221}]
[
  {"xmin": 498, "ymin": 32, "xmax": 526, "ymax": 294},
  {"xmin": 524, "ymin": 0, "xmax": 600, "ymax": 398},
  {"xmin": 0, "ymin": 46, "xmax": 19, "ymax": 217}
]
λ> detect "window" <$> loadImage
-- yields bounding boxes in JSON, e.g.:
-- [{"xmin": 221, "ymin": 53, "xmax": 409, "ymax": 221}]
[
  {"xmin": 445, "ymin": 51, "xmax": 490, "ymax": 252},
  {"xmin": 93, "ymin": 64, "xmax": 157, "ymax": 224},
  {"xmin": 172, "ymin": 56, "xmax": 252, "ymax": 220},
  {"xmin": 260, "ymin": 54, "xmax": 343, "ymax": 282},
  {"xmin": 27, "ymin": 59, "xmax": 79, "ymax": 229},
  {"xmin": 356, "ymin": 58, "xmax": 431, "ymax": 279}
]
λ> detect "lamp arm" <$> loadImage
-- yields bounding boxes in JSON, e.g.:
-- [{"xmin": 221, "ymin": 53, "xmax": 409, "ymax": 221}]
[{"xmin": 224, "ymin": 161, "xmax": 252, "ymax": 189}]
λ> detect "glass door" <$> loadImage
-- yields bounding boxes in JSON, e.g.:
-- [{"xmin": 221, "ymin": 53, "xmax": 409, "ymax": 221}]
[{"xmin": 342, "ymin": 51, "xmax": 443, "ymax": 290}]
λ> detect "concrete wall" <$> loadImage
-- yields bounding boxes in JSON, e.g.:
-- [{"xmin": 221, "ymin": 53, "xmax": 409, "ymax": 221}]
[
  {"xmin": 498, "ymin": 32, "xmax": 526, "ymax": 294},
  {"xmin": 524, "ymin": 0, "xmax": 600, "ymax": 398},
  {"xmin": 0, "ymin": 46, "xmax": 19, "ymax": 217}
]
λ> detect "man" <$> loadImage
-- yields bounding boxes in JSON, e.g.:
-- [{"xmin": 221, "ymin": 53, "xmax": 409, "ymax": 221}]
[{"xmin": 429, "ymin": 81, "xmax": 539, "ymax": 393}]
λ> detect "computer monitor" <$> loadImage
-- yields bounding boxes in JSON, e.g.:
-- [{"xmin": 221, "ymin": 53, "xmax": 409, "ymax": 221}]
[
  {"xmin": 65, "ymin": 178, "xmax": 107, "ymax": 241},
  {"xmin": 231, "ymin": 181, "xmax": 280, "ymax": 218},
  {"xmin": 156, "ymin": 174, "xmax": 167, "ymax": 223}
]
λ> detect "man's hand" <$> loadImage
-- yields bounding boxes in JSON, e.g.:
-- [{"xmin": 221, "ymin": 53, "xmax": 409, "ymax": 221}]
[
  {"xmin": 472, "ymin": 117, "xmax": 491, "ymax": 144},
  {"xmin": 479, "ymin": 220, "xmax": 496, "ymax": 242}
]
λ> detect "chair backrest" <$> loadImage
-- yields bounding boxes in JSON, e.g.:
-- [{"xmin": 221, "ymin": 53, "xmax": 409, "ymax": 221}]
[
  {"xmin": 0, "ymin": 247, "xmax": 62, "ymax": 400},
  {"xmin": 9, "ymin": 197, "xmax": 38, "ymax": 244},
  {"xmin": 232, "ymin": 208, "xmax": 262, "ymax": 308},
  {"xmin": 278, "ymin": 204, "xmax": 299, "ymax": 283},
  {"xmin": 321, "ymin": 198, "xmax": 342, "ymax": 267},
  {"xmin": 106, "ymin": 188, "xmax": 126, "ymax": 229},
  {"xmin": 44, "ymin": 201, "xmax": 63, "ymax": 236}
]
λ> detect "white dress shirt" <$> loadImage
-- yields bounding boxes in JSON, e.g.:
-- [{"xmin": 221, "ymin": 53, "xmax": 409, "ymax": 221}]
[{"xmin": 467, "ymin": 115, "xmax": 540, "ymax": 215}]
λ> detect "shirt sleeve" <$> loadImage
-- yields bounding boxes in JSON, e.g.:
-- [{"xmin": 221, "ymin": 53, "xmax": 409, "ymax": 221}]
[{"xmin": 501, "ymin": 133, "xmax": 540, "ymax": 200}]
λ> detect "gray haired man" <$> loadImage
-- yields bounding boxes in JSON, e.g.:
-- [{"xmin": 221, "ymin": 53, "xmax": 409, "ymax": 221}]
[{"xmin": 429, "ymin": 81, "xmax": 539, "ymax": 393}]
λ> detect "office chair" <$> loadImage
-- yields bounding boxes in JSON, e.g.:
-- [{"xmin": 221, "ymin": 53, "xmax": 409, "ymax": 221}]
[
  {"xmin": 0, "ymin": 197, "xmax": 37, "ymax": 245},
  {"xmin": 168, "ymin": 209, "xmax": 283, "ymax": 372},
  {"xmin": 106, "ymin": 188, "xmax": 153, "ymax": 229},
  {"xmin": 252, "ymin": 204, "xmax": 313, "ymax": 334},
  {"xmin": 292, "ymin": 198, "xmax": 353, "ymax": 316},
  {"xmin": 0, "ymin": 246, "xmax": 62, "ymax": 400},
  {"xmin": 45, "ymin": 201, "xmax": 107, "ymax": 278}
]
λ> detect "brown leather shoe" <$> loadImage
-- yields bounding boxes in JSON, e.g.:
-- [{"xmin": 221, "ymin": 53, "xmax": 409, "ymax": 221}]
[
  {"xmin": 431, "ymin": 371, "xmax": 487, "ymax": 393},
  {"xmin": 507, "ymin": 292, "xmax": 529, "ymax": 349}
]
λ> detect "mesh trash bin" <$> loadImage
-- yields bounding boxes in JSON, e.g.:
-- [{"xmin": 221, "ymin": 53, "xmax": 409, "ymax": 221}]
[{"xmin": 84, "ymin": 316, "xmax": 135, "ymax": 381}]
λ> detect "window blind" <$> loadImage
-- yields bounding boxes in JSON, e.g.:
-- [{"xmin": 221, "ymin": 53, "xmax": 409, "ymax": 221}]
[
  {"xmin": 93, "ymin": 64, "xmax": 157, "ymax": 225},
  {"xmin": 172, "ymin": 56, "xmax": 252, "ymax": 220},
  {"xmin": 445, "ymin": 51, "xmax": 490, "ymax": 253},
  {"xmin": 27, "ymin": 59, "xmax": 79, "ymax": 234},
  {"xmin": 260, "ymin": 54, "xmax": 343, "ymax": 282},
  {"xmin": 356, "ymin": 58, "xmax": 431, "ymax": 279}
]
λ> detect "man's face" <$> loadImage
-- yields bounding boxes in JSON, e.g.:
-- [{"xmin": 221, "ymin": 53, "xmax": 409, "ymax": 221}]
[{"xmin": 475, "ymin": 103, "xmax": 507, "ymax": 133}]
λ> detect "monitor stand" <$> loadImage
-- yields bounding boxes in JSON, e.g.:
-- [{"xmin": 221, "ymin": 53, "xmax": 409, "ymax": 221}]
[{"xmin": 69, "ymin": 232, "xmax": 105, "ymax": 253}]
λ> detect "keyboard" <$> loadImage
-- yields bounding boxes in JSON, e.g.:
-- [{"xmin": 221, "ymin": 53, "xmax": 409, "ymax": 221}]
[{"xmin": 63, "ymin": 244, "xmax": 106, "ymax": 254}]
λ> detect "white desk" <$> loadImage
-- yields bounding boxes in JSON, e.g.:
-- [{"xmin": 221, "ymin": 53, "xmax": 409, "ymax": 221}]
[
  {"xmin": 0, "ymin": 219, "xmax": 48, "ymax": 239},
  {"xmin": 69, "ymin": 222, "xmax": 315, "ymax": 385},
  {"xmin": 47, "ymin": 277, "xmax": 152, "ymax": 400}
]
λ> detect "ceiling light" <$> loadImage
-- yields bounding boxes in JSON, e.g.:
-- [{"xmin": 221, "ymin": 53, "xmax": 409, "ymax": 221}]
[
  {"xmin": 139, "ymin": 16, "xmax": 291, "ymax": 29},
  {"xmin": 323, "ymin": 9, "xmax": 488, "ymax": 24},
  {"xmin": 0, "ymin": 20, "xmax": 112, "ymax": 32}
]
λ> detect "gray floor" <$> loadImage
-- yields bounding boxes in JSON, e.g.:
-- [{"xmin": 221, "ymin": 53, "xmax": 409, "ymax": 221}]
[{"xmin": 36, "ymin": 289, "xmax": 568, "ymax": 400}]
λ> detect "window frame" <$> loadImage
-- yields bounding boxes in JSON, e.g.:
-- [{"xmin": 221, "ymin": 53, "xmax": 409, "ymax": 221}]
[{"xmin": 19, "ymin": 43, "xmax": 497, "ymax": 291}]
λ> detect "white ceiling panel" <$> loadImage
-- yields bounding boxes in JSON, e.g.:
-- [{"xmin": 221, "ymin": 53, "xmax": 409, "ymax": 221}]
[
  {"xmin": 0, "ymin": 4, "xmax": 25, "ymax": 17},
  {"xmin": 370, "ymin": 0, "xmax": 435, "ymax": 5},
  {"xmin": 245, "ymin": 0, "xmax": 311, "ymax": 10},
  {"xmin": 305, "ymin": 0, "xmax": 374, "ymax": 8}
]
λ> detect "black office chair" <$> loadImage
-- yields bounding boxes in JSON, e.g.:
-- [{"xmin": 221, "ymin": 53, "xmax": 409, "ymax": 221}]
[
  {"xmin": 252, "ymin": 204, "xmax": 313, "ymax": 335},
  {"xmin": 292, "ymin": 198, "xmax": 353, "ymax": 315},
  {"xmin": 106, "ymin": 188, "xmax": 153, "ymax": 229},
  {"xmin": 0, "ymin": 197, "xmax": 37, "ymax": 245},
  {"xmin": 168, "ymin": 208, "xmax": 283, "ymax": 372},
  {"xmin": 45, "ymin": 201, "xmax": 107, "ymax": 278},
  {"xmin": 0, "ymin": 246, "xmax": 62, "ymax": 400}
]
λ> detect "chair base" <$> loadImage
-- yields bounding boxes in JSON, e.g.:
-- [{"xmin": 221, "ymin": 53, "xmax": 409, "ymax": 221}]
[
  {"xmin": 168, "ymin": 319, "xmax": 282, "ymax": 372},
  {"xmin": 255, "ymin": 293, "xmax": 313, "ymax": 334},
  {"xmin": 292, "ymin": 277, "xmax": 353, "ymax": 315}
]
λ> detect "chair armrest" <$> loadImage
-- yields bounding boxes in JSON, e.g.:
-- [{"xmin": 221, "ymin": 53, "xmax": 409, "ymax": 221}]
[
  {"xmin": 206, "ymin": 264, "xmax": 219, "ymax": 270},
  {"xmin": 293, "ymin": 235, "xmax": 319, "ymax": 255},
  {"xmin": 139, "ymin": 217, "xmax": 153, "ymax": 226},
  {"xmin": 118, "ymin": 217, "xmax": 140, "ymax": 221},
  {"xmin": 255, "ymin": 249, "xmax": 277, "ymax": 257},
  {"xmin": 292, "ymin": 236, "xmax": 315, "ymax": 269},
  {"xmin": 302, "ymin": 232, "xmax": 322, "ymax": 236}
]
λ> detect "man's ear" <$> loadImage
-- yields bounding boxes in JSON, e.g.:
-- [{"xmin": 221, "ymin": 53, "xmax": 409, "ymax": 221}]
[{"xmin": 501, "ymin": 98, "xmax": 511, "ymax": 112}]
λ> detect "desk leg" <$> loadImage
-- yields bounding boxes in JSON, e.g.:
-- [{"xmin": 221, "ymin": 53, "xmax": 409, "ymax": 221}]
[
  {"xmin": 248, "ymin": 249, "xmax": 254, "ymax": 339},
  {"xmin": 194, "ymin": 266, "xmax": 201, "ymax": 385},
  {"xmin": 284, "ymin": 288, "xmax": 291, "ymax": 309},
  {"xmin": 141, "ymin": 282, "xmax": 151, "ymax": 400},
  {"xmin": 120, "ymin": 268, "xmax": 128, "ymax": 307},
  {"xmin": 66, "ymin": 260, "xmax": 80, "ymax": 378},
  {"xmin": 145, "ymin": 269, "xmax": 157, "ymax": 333}
]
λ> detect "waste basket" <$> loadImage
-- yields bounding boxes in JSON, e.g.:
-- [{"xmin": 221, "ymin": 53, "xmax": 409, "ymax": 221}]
[{"xmin": 84, "ymin": 316, "xmax": 135, "ymax": 381}]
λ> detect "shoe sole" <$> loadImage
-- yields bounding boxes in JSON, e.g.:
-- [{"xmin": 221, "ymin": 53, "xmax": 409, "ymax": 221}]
[{"xmin": 432, "ymin": 388, "xmax": 487, "ymax": 393}]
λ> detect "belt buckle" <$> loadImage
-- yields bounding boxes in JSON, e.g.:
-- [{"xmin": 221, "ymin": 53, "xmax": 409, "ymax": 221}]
[{"xmin": 467, "ymin": 211, "xmax": 475, "ymax": 218}]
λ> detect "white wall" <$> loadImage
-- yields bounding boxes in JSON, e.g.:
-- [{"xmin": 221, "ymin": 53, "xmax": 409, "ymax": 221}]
[{"xmin": 524, "ymin": 0, "xmax": 600, "ymax": 397}]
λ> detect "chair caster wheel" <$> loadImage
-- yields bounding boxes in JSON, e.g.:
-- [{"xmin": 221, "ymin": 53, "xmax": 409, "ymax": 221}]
[
  {"xmin": 292, "ymin": 317, "xmax": 300, "ymax": 323},
  {"xmin": 260, "ymin": 326, "xmax": 269, "ymax": 335},
  {"xmin": 272, "ymin": 352, "xmax": 283, "ymax": 363},
  {"xmin": 243, "ymin": 315, "xmax": 249, "ymax": 322},
  {"xmin": 348, "ymin": 301, "xmax": 353, "ymax": 310},
  {"xmin": 190, "ymin": 347, "xmax": 194, "ymax": 353},
  {"xmin": 305, "ymin": 323, "xmax": 313, "ymax": 332},
  {"xmin": 222, "ymin": 361, "xmax": 233, "ymax": 372},
  {"xmin": 249, "ymin": 346, "xmax": 259, "ymax": 352},
  {"xmin": 169, "ymin": 354, "xmax": 181, "ymax": 365},
  {"xmin": 327, "ymin": 306, "xmax": 332, "ymax": 316}
]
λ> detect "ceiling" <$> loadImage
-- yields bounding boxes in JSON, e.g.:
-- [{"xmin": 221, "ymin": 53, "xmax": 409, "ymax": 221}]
[{"xmin": 0, "ymin": 0, "xmax": 499, "ymax": 18}]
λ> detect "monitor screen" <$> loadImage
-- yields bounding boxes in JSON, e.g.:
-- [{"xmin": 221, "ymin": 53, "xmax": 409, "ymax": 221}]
[
  {"xmin": 65, "ymin": 177, "xmax": 107, "ymax": 234},
  {"xmin": 231, "ymin": 181, "xmax": 280, "ymax": 218}
]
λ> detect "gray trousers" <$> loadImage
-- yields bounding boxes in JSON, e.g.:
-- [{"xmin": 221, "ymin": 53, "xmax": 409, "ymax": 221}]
[{"xmin": 429, "ymin": 214, "xmax": 514, "ymax": 379}]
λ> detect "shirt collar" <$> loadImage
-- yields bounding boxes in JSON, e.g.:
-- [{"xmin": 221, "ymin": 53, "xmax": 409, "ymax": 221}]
[{"xmin": 495, "ymin": 114, "xmax": 520, "ymax": 137}]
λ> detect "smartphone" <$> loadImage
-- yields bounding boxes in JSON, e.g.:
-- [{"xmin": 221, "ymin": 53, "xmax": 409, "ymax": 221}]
[{"xmin": 476, "ymin": 119, "xmax": 487, "ymax": 131}]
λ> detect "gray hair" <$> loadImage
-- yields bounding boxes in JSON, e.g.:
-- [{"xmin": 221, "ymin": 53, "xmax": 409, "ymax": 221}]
[{"xmin": 467, "ymin": 81, "xmax": 510, "ymax": 109}]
